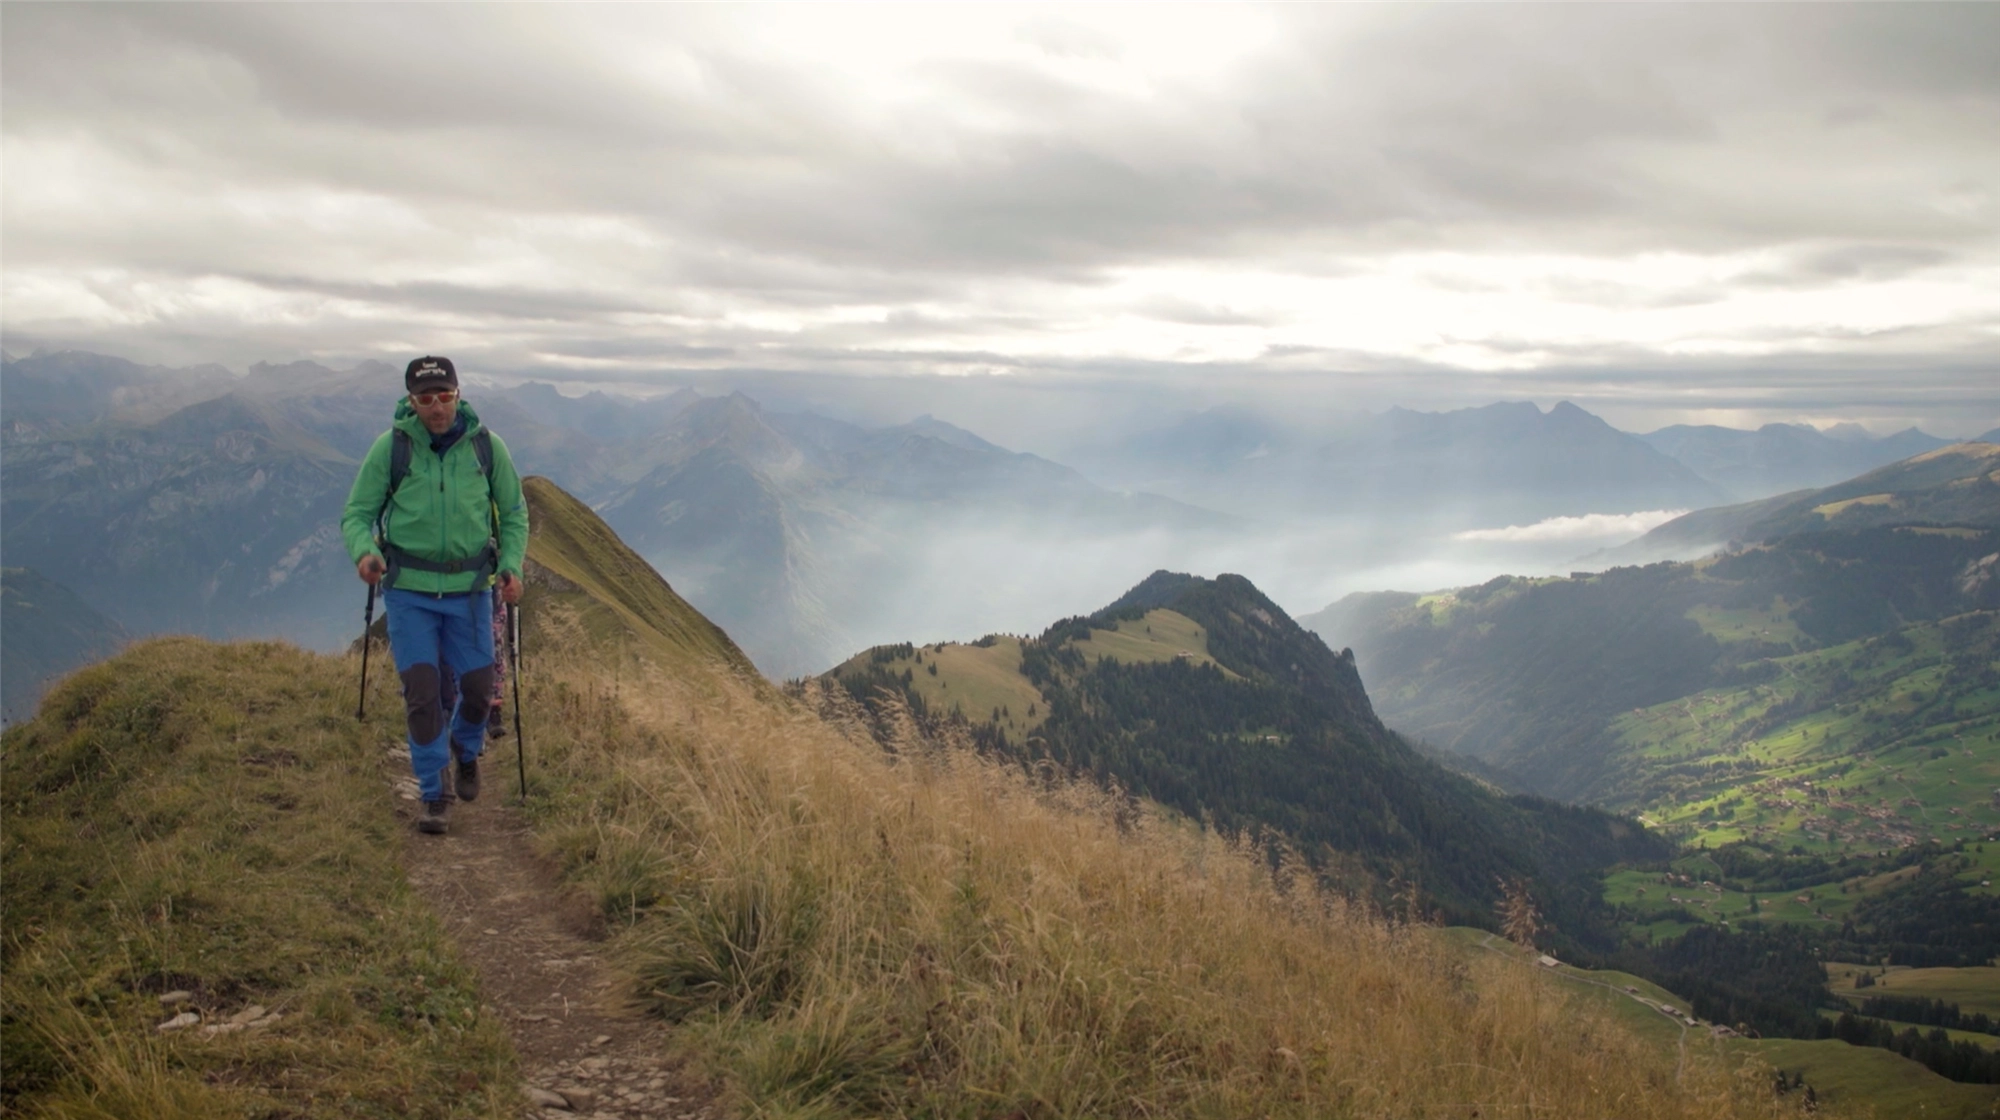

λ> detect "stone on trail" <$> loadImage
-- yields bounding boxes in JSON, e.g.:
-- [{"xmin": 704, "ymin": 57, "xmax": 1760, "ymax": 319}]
[
  {"xmin": 525, "ymin": 1085, "xmax": 570, "ymax": 1109},
  {"xmin": 156, "ymin": 1011, "xmax": 199, "ymax": 1032}
]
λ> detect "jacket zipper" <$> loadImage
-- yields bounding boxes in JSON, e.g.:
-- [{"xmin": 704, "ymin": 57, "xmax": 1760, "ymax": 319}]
[{"xmin": 436, "ymin": 440, "xmax": 448, "ymax": 598}]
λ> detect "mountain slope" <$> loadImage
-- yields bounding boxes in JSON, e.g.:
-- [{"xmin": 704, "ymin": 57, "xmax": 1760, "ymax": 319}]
[
  {"xmin": 1, "ymin": 567, "xmax": 128, "ymax": 725},
  {"xmin": 1303, "ymin": 445, "xmax": 2000, "ymax": 798},
  {"xmin": 1601, "ymin": 443, "xmax": 2000, "ymax": 565},
  {"xmin": 0, "ymin": 391, "xmax": 362, "ymax": 649},
  {"xmin": 596, "ymin": 392, "xmax": 1225, "ymax": 677},
  {"xmin": 516, "ymin": 473, "xmax": 762, "ymax": 684},
  {"xmin": 816, "ymin": 569, "xmax": 1667, "ymax": 940},
  {"xmin": 1307, "ymin": 525, "xmax": 2000, "ymax": 801}
]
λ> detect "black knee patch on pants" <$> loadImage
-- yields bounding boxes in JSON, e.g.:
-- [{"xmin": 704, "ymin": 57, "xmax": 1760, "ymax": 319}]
[
  {"xmin": 401, "ymin": 664, "xmax": 443, "ymax": 745},
  {"xmin": 456, "ymin": 664, "xmax": 495, "ymax": 727}
]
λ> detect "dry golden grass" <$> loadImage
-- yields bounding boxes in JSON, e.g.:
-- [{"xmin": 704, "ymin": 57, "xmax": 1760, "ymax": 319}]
[{"xmin": 518, "ymin": 652, "xmax": 1825, "ymax": 1120}]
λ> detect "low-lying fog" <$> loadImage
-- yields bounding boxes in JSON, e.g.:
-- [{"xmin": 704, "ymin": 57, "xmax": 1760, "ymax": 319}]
[{"xmin": 789, "ymin": 506, "xmax": 1691, "ymax": 665}]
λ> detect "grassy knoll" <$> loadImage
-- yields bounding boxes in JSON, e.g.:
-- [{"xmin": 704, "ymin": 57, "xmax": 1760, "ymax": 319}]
[
  {"xmin": 827, "ymin": 635, "xmax": 1048, "ymax": 735},
  {"xmin": 1730, "ymin": 1038, "xmax": 2000, "ymax": 1120},
  {"xmin": 1, "ymin": 639, "xmax": 520, "ymax": 1118},
  {"xmin": 825, "ymin": 608, "xmax": 1240, "ymax": 742},
  {"xmin": 1070, "ymin": 608, "xmax": 1237, "ymax": 677}
]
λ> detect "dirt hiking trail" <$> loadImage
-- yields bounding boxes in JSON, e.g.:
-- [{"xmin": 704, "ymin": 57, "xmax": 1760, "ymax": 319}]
[{"xmin": 389, "ymin": 745, "xmax": 721, "ymax": 1120}]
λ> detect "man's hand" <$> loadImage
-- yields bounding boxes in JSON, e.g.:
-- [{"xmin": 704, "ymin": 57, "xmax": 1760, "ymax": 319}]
[
  {"xmin": 357, "ymin": 554, "xmax": 386, "ymax": 585},
  {"xmin": 498, "ymin": 571, "xmax": 523, "ymax": 605}
]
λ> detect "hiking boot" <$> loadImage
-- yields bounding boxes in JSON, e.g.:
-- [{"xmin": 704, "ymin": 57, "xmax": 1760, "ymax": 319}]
[
  {"xmin": 418, "ymin": 799, "xmax": 449, "ymax": 834},
  {"xmin": 487, "ymin": 706, "xmax": 507, "ymax": 739},
  {"xmin": 455, "ymin": 754, "xmax": 481, "ymax": 803}
]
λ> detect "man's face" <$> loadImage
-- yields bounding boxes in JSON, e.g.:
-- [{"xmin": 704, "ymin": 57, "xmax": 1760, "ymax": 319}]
[{"xmin": 410, "ymin": 389, "xmax": 458, "ymax": 435}]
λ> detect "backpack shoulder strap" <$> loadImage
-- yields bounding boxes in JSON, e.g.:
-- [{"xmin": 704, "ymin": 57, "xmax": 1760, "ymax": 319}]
[
  {"xmin": 472, "ymin": 429, "xmax": 494, "ymax": 479},
  {"xmin": 387, "ymin": 429, "xmax": 414, "ymax": 497}
]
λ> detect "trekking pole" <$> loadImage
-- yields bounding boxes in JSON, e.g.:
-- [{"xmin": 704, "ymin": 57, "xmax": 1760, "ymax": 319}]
[
  {"xmin": 510, "ymin": 597, "xmax": 527, "ymax": 803},
  {"xmin": 356, "ymin": 581, "xmax": 378, "ymax": 721}
]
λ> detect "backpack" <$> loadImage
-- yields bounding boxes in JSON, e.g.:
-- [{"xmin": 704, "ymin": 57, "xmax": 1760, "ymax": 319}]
[{"xmin": 376, "ymin": 427, "xmax": 500, "ymax": 589}]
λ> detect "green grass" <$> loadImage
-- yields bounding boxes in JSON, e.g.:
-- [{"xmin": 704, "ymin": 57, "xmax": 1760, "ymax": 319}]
[
  {"xmin": 829, "ymin": 635, "xmax": 1049, "ymax": 734},
  {"xmin": 1812, "ymin": 493, "xmax": 1897, "ymax": 519},
  {"xmin": 1441, "ymin": 927, "xmax": 1698, "ymax": 1048},
  {"xmin": 1444, "ymin": 930, "xmax": 2000, "ymax": 1118},
  {"xmin": 518, "ymin": 475, "xmax": 763, "ymax": 689},
  {"xmin": 1599, "ymin": 613, "xmax": 2000, "ymax": 859},
  {"xmin": 1728, "ymin": 1037, "xmax": 2000, "ymax": 1120},
  {"xmin": 1686, "ymin": 596, "xmax": 1806, "ymax": 649},
  {"xmin": 1827, "ymin": 964, "xmax": 2000, "ymax": 1018},
  {"xmin": 1, "ymin": 639, "xmax": 521, "ymax": 1118},
  {"xmin": 828, "ymin": 609, "xmax": 1243, "ymax": 741},
  {"xmin": 1070, "ymin": 609, "xmax": 1238, "ymax": 677}
]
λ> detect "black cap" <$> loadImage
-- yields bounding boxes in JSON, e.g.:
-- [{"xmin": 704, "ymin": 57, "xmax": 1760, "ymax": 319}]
[{"xmin": 405, "ymin": 355, "xmax": 459, "ymax": 395}]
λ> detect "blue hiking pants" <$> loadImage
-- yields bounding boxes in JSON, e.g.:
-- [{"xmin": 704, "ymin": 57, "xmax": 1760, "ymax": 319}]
[{"xmin": 384, "ymin": 587, "xmax": 493, "ymax": 801}]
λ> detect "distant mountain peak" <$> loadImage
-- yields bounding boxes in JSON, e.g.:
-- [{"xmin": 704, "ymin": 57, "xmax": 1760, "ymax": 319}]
[
  {"xmin": 891, "ymin": 414, "xmax": 1004, "ymax": 454},
  {"xmin": 1821, "ymin": 422, "xmax": 1875, "ymax": 442}
]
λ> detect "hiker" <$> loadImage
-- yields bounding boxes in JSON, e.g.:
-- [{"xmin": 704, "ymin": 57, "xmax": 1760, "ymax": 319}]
[{"xmin": 341, "ymin": 356, "xmax": 528, "ymax": 835}]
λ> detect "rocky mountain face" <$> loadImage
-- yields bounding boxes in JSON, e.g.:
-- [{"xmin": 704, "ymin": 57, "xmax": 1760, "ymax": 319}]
[{"xmin": 1, "ymin": 384, "xmax": 363, "ymax": 650}]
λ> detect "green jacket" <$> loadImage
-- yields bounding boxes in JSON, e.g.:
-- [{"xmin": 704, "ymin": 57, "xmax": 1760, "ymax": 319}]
[{"xmin": 340, "ymin": 401, "xmax": 529, "ymax": 594}]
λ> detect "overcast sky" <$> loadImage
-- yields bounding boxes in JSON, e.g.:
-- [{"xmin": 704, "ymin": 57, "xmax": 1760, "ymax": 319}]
[{"xmin": 4, "ymin": 3, "xmax": 1997, "ymax": 439}]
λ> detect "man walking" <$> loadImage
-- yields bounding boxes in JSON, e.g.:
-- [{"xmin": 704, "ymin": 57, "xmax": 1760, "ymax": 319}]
[{"xmin": 342, "ymin": 356, "xmax": 528, "ymax": 835}]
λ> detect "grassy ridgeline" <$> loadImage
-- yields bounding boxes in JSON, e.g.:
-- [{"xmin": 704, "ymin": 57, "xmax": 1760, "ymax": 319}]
[
  {"xmin": 1, "ymin": 638, "xmax": 518, "ymax": 1119},
  {"xmin": 3, "ymin": 634, "xmax": 1809, "ymax": 1119},
  {"xmin": 524, "ymin": 652, "xmax": 1807, "ymax": 1119}
]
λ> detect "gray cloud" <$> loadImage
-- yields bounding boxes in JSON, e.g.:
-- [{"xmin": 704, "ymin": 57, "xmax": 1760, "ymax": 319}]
[{"xmin": 3, "ymin": 3, "xmax": 1995, "ymax": 436}]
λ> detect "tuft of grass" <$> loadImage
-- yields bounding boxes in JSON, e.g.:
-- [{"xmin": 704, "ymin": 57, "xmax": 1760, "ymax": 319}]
[{"xmin": 2, "ymin": 638, "xmax": 521, "ymax": 1118}]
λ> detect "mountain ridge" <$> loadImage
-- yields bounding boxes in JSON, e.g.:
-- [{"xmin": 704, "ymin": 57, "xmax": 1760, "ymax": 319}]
[{"xmin": 813, "ymin": 568, "xmax": 1668, "ymax": 944}]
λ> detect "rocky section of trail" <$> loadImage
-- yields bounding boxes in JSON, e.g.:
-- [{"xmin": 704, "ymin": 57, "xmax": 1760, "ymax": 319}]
[{"xmin": 388, "ymin": 746, "xmax": 719, "ymax": 1120}]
